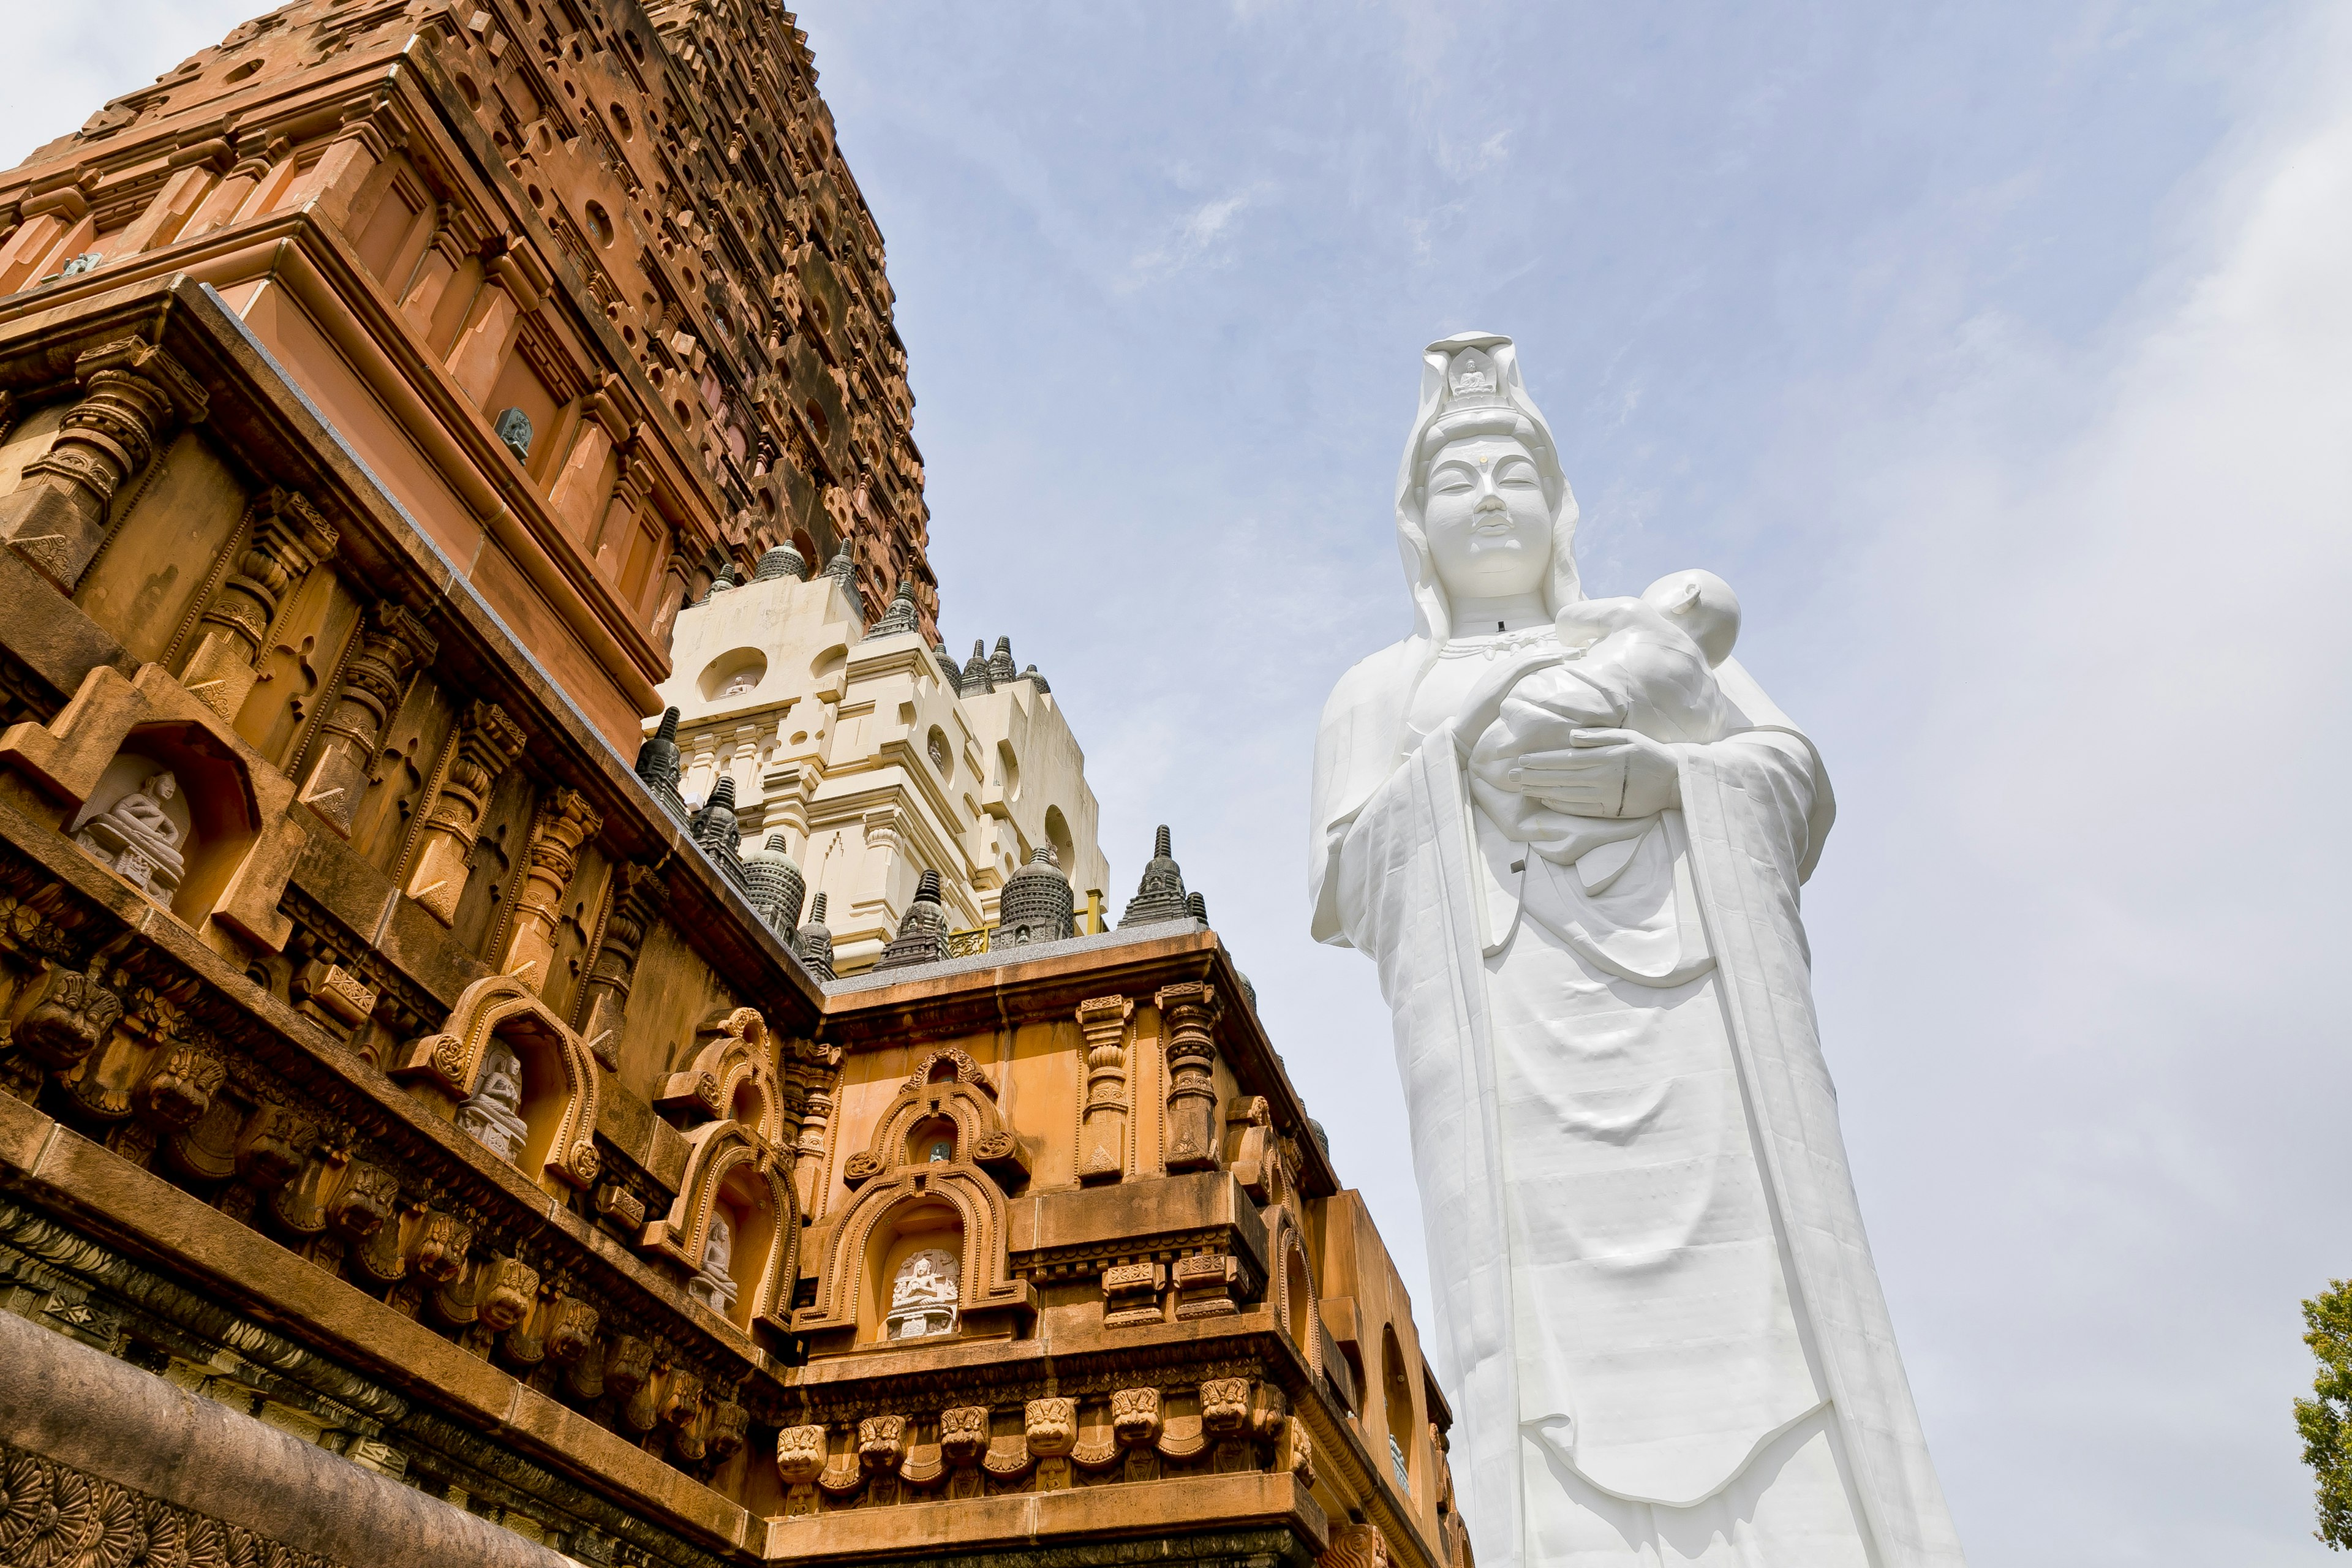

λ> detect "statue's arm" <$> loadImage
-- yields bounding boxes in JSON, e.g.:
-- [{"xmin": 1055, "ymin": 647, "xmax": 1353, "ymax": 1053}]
[{"xmin": 1309, "ymin": 647, "xmax": 1411, "ymax": 946}]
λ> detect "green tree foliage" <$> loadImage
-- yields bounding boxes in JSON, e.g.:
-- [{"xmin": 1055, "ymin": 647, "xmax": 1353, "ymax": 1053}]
[{"xmin": 2298, "ymin": 1281, "xmax": 2352, "ymax": 1548}]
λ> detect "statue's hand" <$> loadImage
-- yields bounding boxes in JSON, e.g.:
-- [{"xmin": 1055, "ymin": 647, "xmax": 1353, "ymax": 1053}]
[{"xmin": 1498, "ymin": 728, "xmax": 1681, "ymax": 818}]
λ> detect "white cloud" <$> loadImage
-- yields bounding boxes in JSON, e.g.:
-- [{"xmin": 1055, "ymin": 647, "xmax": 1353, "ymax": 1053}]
[{"xmin": 1120, "ymin": 184, "xmax": 1267, "ymax": 290}]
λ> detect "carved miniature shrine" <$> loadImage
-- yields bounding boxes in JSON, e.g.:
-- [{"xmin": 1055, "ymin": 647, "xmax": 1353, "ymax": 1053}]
[{"xmin": 0, "ymin": 6, "xmax": 1461, "ymax": 1568}]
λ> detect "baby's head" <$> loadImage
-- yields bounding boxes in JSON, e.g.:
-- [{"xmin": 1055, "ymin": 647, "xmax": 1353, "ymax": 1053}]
[{"xmin": 1638, "ymin": 569, "xmax": 1740, "ymax": 668}]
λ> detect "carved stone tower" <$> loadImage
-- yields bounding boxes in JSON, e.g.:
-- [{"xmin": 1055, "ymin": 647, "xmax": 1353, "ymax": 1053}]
[{"xmin": 0, "ymin": 9, "xmax": 1463, "ymax": 1568}]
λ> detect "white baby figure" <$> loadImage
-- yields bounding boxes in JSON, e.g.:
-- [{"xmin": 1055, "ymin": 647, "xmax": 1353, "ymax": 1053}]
[{"xmin": 1463, "ymin": 569, "xmax": 1743, "ymax": 846}]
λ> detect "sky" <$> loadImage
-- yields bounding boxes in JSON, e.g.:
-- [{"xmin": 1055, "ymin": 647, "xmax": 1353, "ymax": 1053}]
[{"xmin": 11, "ymin": 2, "xmax": 2352, "ymax": 1562}]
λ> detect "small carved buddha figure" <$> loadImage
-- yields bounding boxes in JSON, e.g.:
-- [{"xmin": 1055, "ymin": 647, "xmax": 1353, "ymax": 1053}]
[
  {"xmin": 686, "ymin": 1208, "xmax": 739, "ymax": 1316},
  {"xmin": 454, "ymin": 1040, "xmax": 530, "ymax": 1163},
  {"xmin": 883, "ymin": 1246, "xmax": 959, "ymax": 1340},
  {"xmin": 74, "ymin": 769, "xmax": 187, "ymax": 907}
]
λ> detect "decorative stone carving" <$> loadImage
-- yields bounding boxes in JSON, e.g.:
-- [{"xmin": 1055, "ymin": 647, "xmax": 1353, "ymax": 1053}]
[
  {"xmin": 1112, "ymin": 1386, "xmax": 1162, "ymax": 1448},
  {"xmin": 394, "ymin": 973, "xmax": 602, "ymax": 1189},
  {"xmin": 0, "ymin": 337, "xmax": 208, "ymax": 592},
  {"xmin": 180, "ymin": 489, "xmax": 338, "ymax": 722},
  {"xmin": 795, "ymin": 891, "xmax": 835, "ymax": 981},
  {"xmin": 959, "ymin": 640, "xmax": 993, "ymax": 696},
  {"xmin": 501, "ymin": 787, "xmax": 603, "ymax": 990},
  {"xmin": 1324, "ymin": 1523, "xmax": 1391, "ymax": 1568},
  {"xmin": 494, "ymin": 406, "xmax": 533, "ymax": 462},
  {"xmin": 633, "ymin": 707, "xmax": 691, "ymax": 825},
  {"xmin": 1174, "ymin": 1250, "xmax": 1240, "ymax": 1320},
  {"xmin": 690, "ymin": 777, "xmax": 750, "ymax": 889},
  {"xmin": 861, "ymin": 577, "xmax": 921, "ymax": 639},
  {"xmin": 1156, "ymin": 981, "xmax": 1223, "ymax": 1172},
  {"xmin": 873, "ymin": 867, "xmax": 948, "ymax": 970},
  {"xmin": 453, "ymin": 1039, "xmax": 529, "ymax": 1163},
  {"xmin": 992, "ymin": 846, "xmax": 1074, "ymax": 949},
  {"xmin": 1119, "ymin": 824, "xmax": 1189, "ymax": 927},
  {"xmin": 71, "ymin": 769, "xmax": 189, "ymax": 907},
  {"xmin": 882, "ymin": 1247, "xmax": 957, "ymax": 1340},
  {"xmin": 573, "ymin": 862, "xmax": 662, "ymax": 1071},
  {"xmin": 753, "ymin": 541, "xmax": 807, "ymax": 581},
  {"xmin": 742, "ymin": 833, "xmax": 808, "ymax": 935},
  {"xmin": 1074, "ymin": 994, "xmax": 1133, "ymax": 1183},
  {"xmin": 1101, "ymin": 1260, "xmax": 1165, "ymax": 1329},
  {"xmin": 1025, "ymin": 1396, "xmax": 1075, "ymax": 1491},
  {"xmin": 405, "ymin": 700, "xmax": 524, "ymax": 925},
  {"xmin": 9, "ymin": 962, "xmax": 124, "ymax": 1070}
]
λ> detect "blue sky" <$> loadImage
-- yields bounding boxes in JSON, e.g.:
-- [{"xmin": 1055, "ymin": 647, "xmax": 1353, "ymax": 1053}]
[{"xmin": 13, "ymin": 4, "xmax": 2352, "ymax": 1561}]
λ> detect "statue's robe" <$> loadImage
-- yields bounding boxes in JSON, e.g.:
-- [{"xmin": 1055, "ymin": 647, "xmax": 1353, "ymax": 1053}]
[{"xmin": 1310, "ymin": 639, "xmax": 1966, "ymax": 1567}]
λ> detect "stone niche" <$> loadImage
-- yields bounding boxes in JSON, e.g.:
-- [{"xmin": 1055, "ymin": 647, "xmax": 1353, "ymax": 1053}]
[
  {"xmin": 393, "ymin": 974, "xmax": 602, "ymax": 1193},
  {"xmin": 869, "ymin": 1202, "xmax": 962, "ymax": 1344},
  {"xmin": 0, "ymin": 663, "xmax": 304, "ymax": 955},
  {"xmin": 641, "ymin": 1118, "xmax": 797, "ymax": 1334}
]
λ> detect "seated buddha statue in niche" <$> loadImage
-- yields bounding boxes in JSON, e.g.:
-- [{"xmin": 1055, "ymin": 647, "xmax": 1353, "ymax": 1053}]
[
  {"xmin": 883, "ymin": 1247, "xmax": 959, "ymax": 1340},
  {"xmin": 74, "ymin": 769, "xmax": 187, "ymax": 908},
  {"xmin": 454, "ymin": 1040, "xmax": 530, "ymax": 1163},
  {"xmin": 686, "ymin": 1210, "xmax": 739, "ymax": 1316}
]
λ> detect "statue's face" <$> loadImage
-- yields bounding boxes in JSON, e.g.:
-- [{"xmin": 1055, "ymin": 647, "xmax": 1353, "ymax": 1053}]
[{"xmin": 1420, "ymin": 434, "xmax": 1550, "ymax": 602}]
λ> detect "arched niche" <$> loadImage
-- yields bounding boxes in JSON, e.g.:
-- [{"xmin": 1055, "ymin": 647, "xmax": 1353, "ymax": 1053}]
[
  {"xmin": 66, "ymin": 729, "xmax": 251, "ymax": 927},
  {"xmin": 793, "ymin": 1048, "xmax": 1030, "ymax": 1341},
  {"xmin": 1381, "ymin": 1322, "xmax": 1417, "ymax": 1498},
  {"xmin": 866, "ymin": 1195, "xmax": 963, "ymax": 1343},
  {"xmin": 1272, "ymin": 1214, "xmax": 1319, "ymax": 1372},
  {"xmin": 655, "ymin": 1004, "xmax": 783, "ymax": 1143},
  {"xmin": 643, "ymin": 1120, "xmax": 798, "ymax": 1333},
  {"xmin": 0, "ymin": 662, "xmax": 304, "ymax": 953},
  {"xmin": 698, "ymin": 647, "xmax": 767, "ymax": 701},
  {"xmin": 393, "ymin": 973, "xmax": 601, "ymax": 1191}
]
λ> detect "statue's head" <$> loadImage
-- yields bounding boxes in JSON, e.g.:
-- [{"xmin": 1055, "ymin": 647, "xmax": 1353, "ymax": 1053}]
[{"xmin": 1395, "ymin": 333, "xmax": 1580, "ymax": 640}]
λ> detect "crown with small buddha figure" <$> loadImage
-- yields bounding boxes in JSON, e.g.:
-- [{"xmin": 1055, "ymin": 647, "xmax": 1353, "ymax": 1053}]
[{"xmin": 1411, "ymin": 331, "xmax": 1561, "ymax": 486}]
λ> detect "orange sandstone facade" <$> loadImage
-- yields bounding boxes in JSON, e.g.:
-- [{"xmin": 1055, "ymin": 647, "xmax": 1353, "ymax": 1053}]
[{"xmin": 0, "ymin": 7, "xmax": 1464, "ymax": 1568}]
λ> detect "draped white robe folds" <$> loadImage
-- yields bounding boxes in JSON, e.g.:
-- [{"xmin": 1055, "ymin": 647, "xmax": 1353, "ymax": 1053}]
[{"xmin": 1311, "ymin": 638, "xmax": 1966, "ymax": 1568}]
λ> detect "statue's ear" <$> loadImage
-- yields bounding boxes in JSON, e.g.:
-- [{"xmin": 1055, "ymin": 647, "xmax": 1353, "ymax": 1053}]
[{"xmin": 1670, "ymin": 579, "xmax": 1702, "ymax": 614}]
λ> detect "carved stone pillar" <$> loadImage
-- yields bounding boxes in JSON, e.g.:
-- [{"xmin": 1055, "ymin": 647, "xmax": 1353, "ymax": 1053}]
[
  {"xmin": 398, "ymin": 206, "xmax": 481, "ymax": 340},
  {"xmin": 306, "ymin": 105, "xmax": 400, "ymax": 233},
  {"xmin": 549, "ymin": 390, "xmax": 628, "ymax": 541},
  {"xmin": 299, "ymin": 602, "xmax": 437, "ymax": 835},
  {"xmin": 447, "ymin": 251, "xmax": 538, "ymax": 406},
  {"xmin": 1156, "ymin": 981, "xmax": 1223, "ymax": 1172},
  {"xmin": 573, "ymin": 861, "xmax": 663, "ymax": 1069},
  {"xmin": 790, "ymin": 1079, "xmax": 832, "ymax": 1215},
  {"xmin": 405, "ymin": 700, "xmax": 524, "ymax": 924},
  {"xmin": 0, "ymin": 338, "xmax": 207, "ymax": 592},
  {"xmin": 0, "ymin": 181, "xmax": 93, "ymax": 294},
  {"xmin": 179, "ymin": 489, "xmax": 338, "ymax": 720},
  {"xmin": 115, "ymin": 142, "xmax": 228, "ymax": 256},
  {"xmin": 501, "ymin": 787, "xmax": 603, "ymax": 989},
  {"xmin": 647, "ymin": 546, "xmax": 692, "ymax": 652},
  {"xmin": 181, "ymin": 147, "xmax": 276, "ymax": 239},
  {"xmin": 1076, "ymin": 995, "xmax": 1133, "ymax": 1184}
]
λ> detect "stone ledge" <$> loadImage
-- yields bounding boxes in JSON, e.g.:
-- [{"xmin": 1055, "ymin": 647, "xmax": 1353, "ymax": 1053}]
[
  {"xmin": 758, "ymin": 1469, "xmax": 1325, "ymax": 1564},
  {"xmin": 0, "ymin": 1088, "xmax": 752, "ymax": 1553},
  {"xmin": 0, "ymin": 1303, "xmax": 571, "ymax": 1568}
]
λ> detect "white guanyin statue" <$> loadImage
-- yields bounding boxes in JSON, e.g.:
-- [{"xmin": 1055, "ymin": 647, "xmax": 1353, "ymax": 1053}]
[
  {"xmin": 685, "ymin": 1209, "xmax": 738, "ymax": 1316},
  {"xmin": 1308, "ymin": 333, "xmax": 1966, "ymax": 1567},
  {"xmin": 883, "ymin": 1246, "xmax": 958, "ymax": 1340},
  {"xmin": 74, "ymin": 769, "xmax": 187, "ymax": 907},
  {"xmin": 454, "ymin": 1040, "xmax": 530, "ymax": 1164}
]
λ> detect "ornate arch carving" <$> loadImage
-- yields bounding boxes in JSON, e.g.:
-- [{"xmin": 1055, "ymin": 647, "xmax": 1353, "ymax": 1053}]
[
  {"xmin": 642, "ymin": 1120, "xmax": 800, "ymax": 1331},
  {"xmin": 393, "ymin": 973, "xmax": 601, "ymax": 1189},
  {"xmin": 794, "ymin": 1061, "xmax": 1030, "ymax": 1338},
  {"xmin": 655, "ymin": 1004, "xmax": 784, "ymax": 1143}
]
